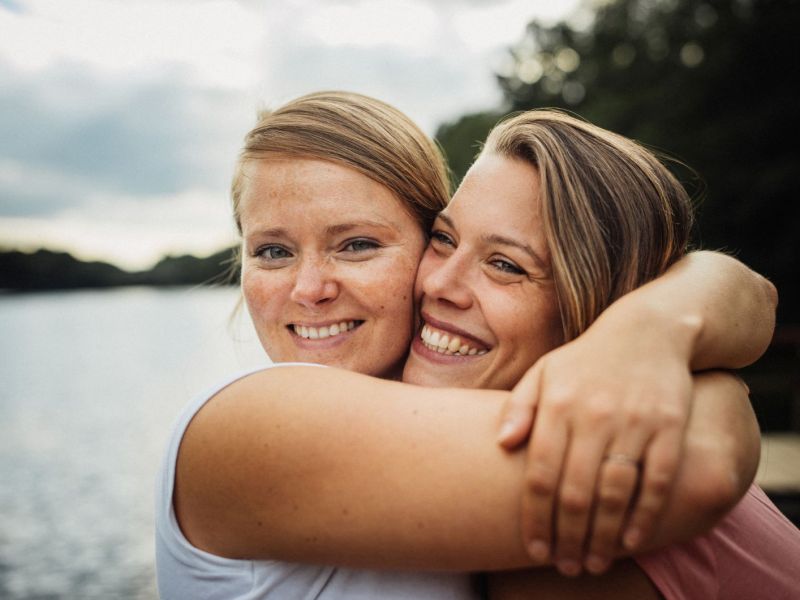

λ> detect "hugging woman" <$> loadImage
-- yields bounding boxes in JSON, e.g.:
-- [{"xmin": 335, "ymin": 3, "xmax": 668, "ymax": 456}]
[{"xmin": 156, "ymin": 92, "xmax": 794, "ymax": 599}]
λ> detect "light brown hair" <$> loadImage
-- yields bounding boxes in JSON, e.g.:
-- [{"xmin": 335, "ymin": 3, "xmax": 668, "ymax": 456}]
[
  {"xmin": 484, "ymin": 110, "xmax": 694, "ymax": 341},
  {"xmin": 231, "ymin": 91, "xmax": 450, "ymax": 234}
]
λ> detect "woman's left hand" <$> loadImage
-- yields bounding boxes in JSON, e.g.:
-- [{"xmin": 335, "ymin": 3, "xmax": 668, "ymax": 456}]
[{"xmin": 497, "ymin": 315, "xmax": 695, "ymax": 577}]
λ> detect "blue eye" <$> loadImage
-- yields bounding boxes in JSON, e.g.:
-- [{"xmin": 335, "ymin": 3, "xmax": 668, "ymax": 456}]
[
  {"xmin": 256, "ymin": 245, "xmax": 292, "ymax": 260},
  {"xmin": 430, "ymin": 230, "xmax": 454, "ymax": 247},
  {"xmin": 343, "ymin": 239, "xmax": 380, "ymax": 252},
  {"xmin": 490, "ymin": 258, "xmax": 525, "ymax": 275}
]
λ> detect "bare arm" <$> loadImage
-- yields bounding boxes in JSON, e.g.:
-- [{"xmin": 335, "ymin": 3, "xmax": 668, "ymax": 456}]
[
  {"xmin": 641, "ymin": 371, "xmax": 760, "ymax": 549},
  {"xmin": 497, "ymin": 250, "xmax": 776, "ymax": 573},
  {"xmin": 175, "ymin": 366, "xmax": 531, "ymax": 571},
  {"xmin": 604, "ymin": 250, "xmax": 777, "ymax": 371},
  {"xmin": 488, "ymin": 370, "xmax": 760, "ymax": 597},
  {"xmin": 174, "ymin": 366, "xmax": 758, "ymax": 572}
]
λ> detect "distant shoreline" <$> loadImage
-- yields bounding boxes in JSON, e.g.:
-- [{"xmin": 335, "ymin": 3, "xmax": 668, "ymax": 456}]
[{"xmin": 0, "ymin": 247, "xmax": 238, "ymax": 292}]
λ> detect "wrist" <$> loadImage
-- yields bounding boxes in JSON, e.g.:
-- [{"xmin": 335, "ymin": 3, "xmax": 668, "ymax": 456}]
[{"xmin": 593, "ymin": 287, "xmax": 703, "ymax": 365}]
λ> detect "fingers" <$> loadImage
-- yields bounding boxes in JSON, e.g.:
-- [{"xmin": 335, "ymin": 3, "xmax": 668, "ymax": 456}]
[
  {"xmin": 623, "ymin": 425, "xmax": 684, "ymax": 551},
  {"xmin": 550, "ymin": 428, "xmax": 609, "ymax": 576},
  {"xmin": 520, "ymin": 412, "xmax": 568, "ymax": 567},
  {"xmin": 584, "ymin": 438, "xmax": 647, "ymax": 574},
  {"xmin": 498, "ymin": 364, "xmax": 542, "ymax": 449}
]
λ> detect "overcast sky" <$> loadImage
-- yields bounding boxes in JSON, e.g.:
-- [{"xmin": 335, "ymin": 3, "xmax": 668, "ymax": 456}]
[{"xmin": 0, "ymin": 0, "xmax": 581, "ymax": 269}]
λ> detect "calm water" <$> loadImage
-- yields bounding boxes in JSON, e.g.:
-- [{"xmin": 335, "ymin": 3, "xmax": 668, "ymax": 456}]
[{"xmin": 0, "ymin": 287, "xmax": 267, "ymax": 599}]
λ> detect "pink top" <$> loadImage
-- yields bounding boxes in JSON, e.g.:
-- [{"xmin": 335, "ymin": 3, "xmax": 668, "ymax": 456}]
[{"xmin": 635, "ymin": 485, "xmax": 800, "ymax": 599}]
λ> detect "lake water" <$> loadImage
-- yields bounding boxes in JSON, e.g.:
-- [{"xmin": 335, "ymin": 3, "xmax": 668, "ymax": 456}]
[{"xmin": 0, "ymin": 287, "xmax": 268, "ymax": 599}]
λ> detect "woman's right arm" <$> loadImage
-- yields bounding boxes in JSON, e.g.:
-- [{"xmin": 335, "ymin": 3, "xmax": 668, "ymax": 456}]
[
  {"xmin": 174, "ymin": 365, "xmax": 532, "ymax": 571},
  {"xmin": 174, "ymin": 365, "xmax": 758, "ymax": 572}
]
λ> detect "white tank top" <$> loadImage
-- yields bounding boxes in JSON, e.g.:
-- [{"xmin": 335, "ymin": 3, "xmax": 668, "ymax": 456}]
[{"xmin": 155, "ymin": 364, "xmax": 480, "ymax": 599}]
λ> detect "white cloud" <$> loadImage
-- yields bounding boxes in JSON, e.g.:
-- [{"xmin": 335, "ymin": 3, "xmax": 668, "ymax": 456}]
[
  {"xmin": 0, "ymin": 0, "xmax": 580, "ymax": 267},
  {"xmin": 0, "ymin": 0, "xmax": 263, "ymax": 88},
  {"xmin": 301, "ymin": 0, "xmax": 438, "ymax": 50},
  {"xmin": 451, "ymin": 0, "xmax": 580, "ymax": 50}
]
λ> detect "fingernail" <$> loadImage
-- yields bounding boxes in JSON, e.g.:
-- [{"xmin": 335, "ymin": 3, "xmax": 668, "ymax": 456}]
[
  {"xmin": 556, "ymin": 559, "xmax": 582, "ymax": 577},
  {"xmin": 497, "ymin": 420, "xmax": 516, "ymax": 442},
  {"xmin": 585, "ymin": 554, "xmax": 609, "ymax": 574},
  {"xmin": 623, "ymin": 527, "xmax": 641, "ymax": 550},
  {"xmin": 527, "ymin": 540, "xmax": 549, "ymax": 563}
]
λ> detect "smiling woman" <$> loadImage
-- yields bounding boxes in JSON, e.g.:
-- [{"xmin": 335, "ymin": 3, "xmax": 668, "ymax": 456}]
[
  {"xmin": 156, "ymin": 92, "xmax": 781, "ymax": 599},
  {"xmin": 239, "ymin": 157, "xmax": 426, "ymax": 378},
  {"xmin": 404, "ymin": 153, "xmax": 563, "ymax": 390}
]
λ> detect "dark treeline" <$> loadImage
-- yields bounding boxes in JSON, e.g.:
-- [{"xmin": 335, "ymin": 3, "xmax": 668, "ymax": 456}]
[
  {"xmin": 0, "ymin": 247, "xmax": 239, "ymax": 292},
  {"xmin": 436, "ymin": 0, "xmax": 799, "ymax": 326}
]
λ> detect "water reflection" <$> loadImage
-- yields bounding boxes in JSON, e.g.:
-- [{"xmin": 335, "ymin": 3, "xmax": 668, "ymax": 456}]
[{"xmin": 0, "ymin": 287, "xmax": 266, "ymax": 599}]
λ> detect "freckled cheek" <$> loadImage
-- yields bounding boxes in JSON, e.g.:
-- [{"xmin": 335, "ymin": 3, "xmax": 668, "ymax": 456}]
[
  {"xmin": 242, "ymin": 272, "xmax": 287, "ymax": 328},
  {"xmin": 370, "ymin": 260, "xmax": 418, "ymax": 339}
]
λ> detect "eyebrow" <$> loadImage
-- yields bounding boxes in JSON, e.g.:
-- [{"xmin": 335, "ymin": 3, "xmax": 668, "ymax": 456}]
[
  {"xmin": 325, "ymin": 220, "xmax": 396, "ymax": 236},
  {"xmin": 436, "ymin": 212, "xmax": 549, "ymax": 272},
  {"xmin": 247, "ymin": 220, "xmax": 396, "ymax": 239}
]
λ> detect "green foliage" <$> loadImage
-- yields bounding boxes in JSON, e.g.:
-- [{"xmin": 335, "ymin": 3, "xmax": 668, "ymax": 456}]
[
  {"xmin": 438, "ymin": 0, "xmax": 799, "ymax": 322},
  {"xmin": 435, "ymin": 111, "xmax": 505, "ymax": 188}
]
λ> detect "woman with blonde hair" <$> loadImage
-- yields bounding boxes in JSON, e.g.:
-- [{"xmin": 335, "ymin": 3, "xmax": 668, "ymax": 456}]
[
  {"xmin": 156, "ymin": 92, "xmax": 780, "ymax": 598},
  {"xmin": 406, "ymin": 109, "xmax": 799, "ymax": 597}
]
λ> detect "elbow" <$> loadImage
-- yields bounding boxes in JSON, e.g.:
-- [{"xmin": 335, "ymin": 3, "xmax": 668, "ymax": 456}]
[
  {"xmin": 686, "ymin": 428, "xmax": 760, "ymax": 521},
  {"xmin": 750, "ymin": 274, "xmax": 778, "ymax": 364},
  {"xmin": 762, "ymin": 276, "xmax": 779, "ymax": 328}
]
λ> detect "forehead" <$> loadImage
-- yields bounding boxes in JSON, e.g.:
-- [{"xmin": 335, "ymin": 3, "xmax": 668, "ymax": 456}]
[
  {"xmin": 446, "ymin": 153, "xmax": 547, "ymax": 255},
  {"xmin": 238, "ymin": 157, "xmax": 413, "ymax": 229}
]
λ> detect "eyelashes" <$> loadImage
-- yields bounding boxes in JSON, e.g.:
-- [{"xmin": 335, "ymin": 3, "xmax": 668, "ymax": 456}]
[
  {"xmin": 430, "ymin": 229, "xmax": 528, "ymax": 278},
  {"xmin": 252, "ymin": 238, "xmax": 383, "ymax": 265}
]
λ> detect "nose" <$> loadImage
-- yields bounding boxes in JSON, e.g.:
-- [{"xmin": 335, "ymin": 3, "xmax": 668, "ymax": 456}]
[
  {"xmin": 289, "ymin": 256, "xmax": 339, "ymax": 308},
  {"xmin": 420, "ymin": 248, "xmax": 473, "ymax": 310}
]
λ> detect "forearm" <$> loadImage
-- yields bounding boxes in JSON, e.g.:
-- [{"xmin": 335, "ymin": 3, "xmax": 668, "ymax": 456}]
[
  {"xmin": 486, "ymin": 371, "xmax": 758, "ymax": 598},
  {"xmin": 594, "ymin": 250, "xmax": 776, "ymax": 370},
  {"xmin": 640, "ymin": 370, "xmax": 760, "ymax": 550},
  {"xmin": 176, "ymin": 366, "xmax": 538, "ymax": 571}
]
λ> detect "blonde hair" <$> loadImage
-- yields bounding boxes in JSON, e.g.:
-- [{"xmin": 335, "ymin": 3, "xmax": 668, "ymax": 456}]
[
  {"xmin": 484, "ymin": 110, "xmax": 693, "ymax": 341},
  {"xmin": 231, "ymin": 91, "xmax": 450, "ymax": 234}
]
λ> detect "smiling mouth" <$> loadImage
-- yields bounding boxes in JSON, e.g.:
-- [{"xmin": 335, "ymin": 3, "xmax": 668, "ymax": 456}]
[
  {"xmin": 289, "ymin": 320, "xmax": 362, "ymax": 340},
  {"xmin": 420, "ymin": 323, "xmax": 488, "ymax": 356}
]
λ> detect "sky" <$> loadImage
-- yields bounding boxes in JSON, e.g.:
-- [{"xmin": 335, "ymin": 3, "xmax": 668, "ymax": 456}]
[{"xmin": 0, "ymin": 0, "xmax": 582, "ymax": 270}]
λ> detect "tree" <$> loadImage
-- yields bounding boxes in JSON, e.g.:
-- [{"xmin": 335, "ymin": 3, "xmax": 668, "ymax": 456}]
[{"xmin": 437, "ymin": 0, "xmax": 799, "ymax": 322}]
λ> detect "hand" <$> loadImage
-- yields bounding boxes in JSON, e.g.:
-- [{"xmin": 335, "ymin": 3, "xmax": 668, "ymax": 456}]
[{"xmin": 498, "ymin": 320, "xmax": 693, "ymax": 576}]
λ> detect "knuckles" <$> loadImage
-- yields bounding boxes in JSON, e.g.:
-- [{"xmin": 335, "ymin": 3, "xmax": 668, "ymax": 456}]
[
  {"xmin": 525, "ymin": 464, "xmax": 560, "ymax": 497},
  {"xmin": 560, "ymin": 485, "xmax": 593, "ymax": 515}
]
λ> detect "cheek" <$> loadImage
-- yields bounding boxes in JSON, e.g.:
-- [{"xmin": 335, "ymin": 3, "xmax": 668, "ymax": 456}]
[
  {"xmin": 413, "ymin": 246, "xmax": 437, "ymax": 301},
  {"xmin": 494, "ymin": 294, "xmax": 562, "ymax": 370},
  {"xmin": 378, "ymin": 260, "xmax": 418, "ymax": 317},
  {"xmin": 241, "ymin": 269, "xmax": 281, "ymax": 325}
]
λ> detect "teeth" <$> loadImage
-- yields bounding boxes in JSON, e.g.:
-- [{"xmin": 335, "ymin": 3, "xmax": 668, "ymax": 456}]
[
  {"xmin": 420, "ymin": 323, "xmax": 487, "ymax": 356},
  {"xmin": 293, "ymin": 321, "xmax": 357, "ymax": 340},
  {"xmin": 447, "ymin": 336, "xmax": 461, "ymax": 353}
]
